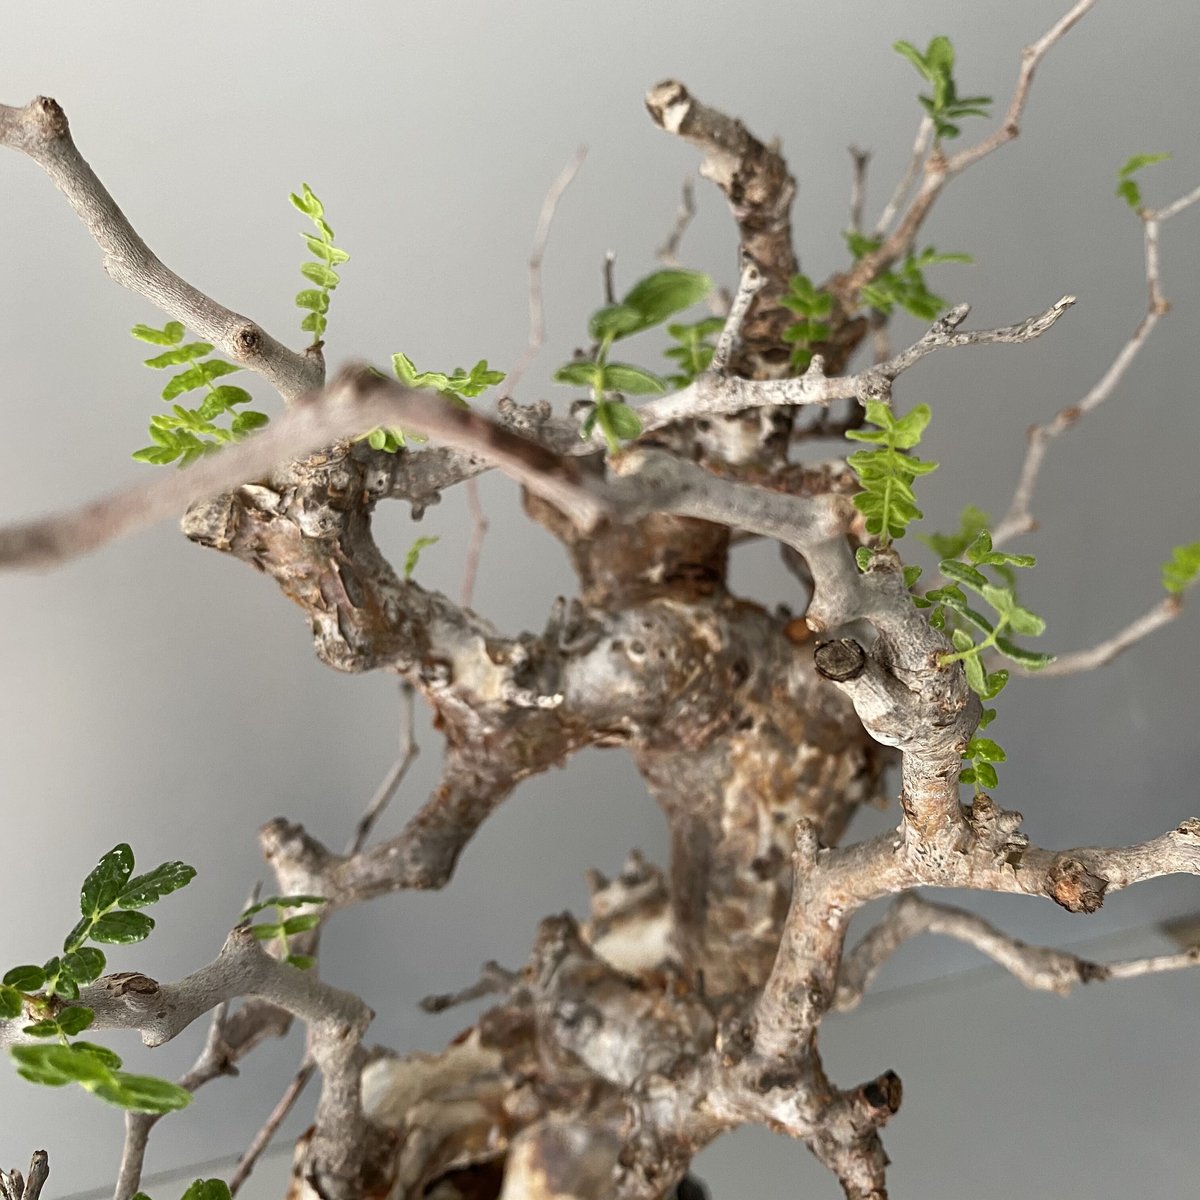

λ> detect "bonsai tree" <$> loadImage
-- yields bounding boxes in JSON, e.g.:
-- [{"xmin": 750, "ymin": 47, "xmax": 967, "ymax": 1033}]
[{"xmin": 1, "ymin": 3, "xmax": 1198, "ymax": 1197}]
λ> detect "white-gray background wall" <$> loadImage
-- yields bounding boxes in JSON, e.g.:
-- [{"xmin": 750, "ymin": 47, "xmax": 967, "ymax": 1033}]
[{"xmin": 2, "ymin": 3, "xmax": 1198, "ymax": 1197}]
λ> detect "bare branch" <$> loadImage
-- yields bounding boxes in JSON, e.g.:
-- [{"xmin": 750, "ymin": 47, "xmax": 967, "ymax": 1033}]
[
  {"xmin": 0, "ymin": 369, "xmax": 607, "ymax": 571},
  {"xmin": 1031, "ymin": 594, "xmax": 1183, "ymax": 676},
  {"xmin": 0, "ymin": 1154, "xmax": 48, "ymax": 1200},
  {"xmin": 657, "ymin": 176, "xmax": 697, "ymax": 267},
  {"xmin": 504, "ymin": 146, "xmax": 588, "ymax": 399},
  {"xmin": 419, "ymin": 961, "xmax": 519, "ymax": 1014},
  {"xmin": 637, "ymin": 295, "xmax": 1074, "ymax": 436},
  {"xmin": 709, "ymin": 259, "xmax": 766, "ymax": 374},
  {"xmin": 460, "ymin": 477, "xmax": 489, "ymax": 608},
  {"xmin": 229, "ymin": 1060, "xmax": 316, "ymax": 1197},
  {"xmin": 946, "ymin": 0, "xmax": 1097, "ymax": 176},
  {"xmin": 994, "ymin": 180, "xmax": 1199, "ymax": 545},
  {"xmin": 847, "ymin": 146, "xmax": 871, "ymax": 236},
  {"xmin": 872, "ymin": 117, "xmax": 931, "ymax": 237},
  {"xmin": 0, "ymin": 97, "xmax": 320, "ymax": 402},
  {"xmin": 347, "ymin": 683, "xmax": 420, "ymax": 855}
]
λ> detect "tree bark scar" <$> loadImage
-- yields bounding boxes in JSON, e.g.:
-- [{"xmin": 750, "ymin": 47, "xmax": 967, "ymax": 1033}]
[{"xmin": 814, "ymin": 639, "xmax": 867, "ymax": 682}]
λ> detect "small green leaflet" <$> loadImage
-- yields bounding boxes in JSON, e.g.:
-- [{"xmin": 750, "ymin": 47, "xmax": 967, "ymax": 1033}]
[
  {"xmin": 11, "ymin": 1043, "xmax": 190, "ymax": 1114},
  {"xmin": 1116, "ymin": 152, "xmax": 1170, "ymax": 210},
  {"xmin": 240, "ymin": 895, "xmax": 327, "ymax": 971},
  {"xmin": 404, "ymin": 536, "xmax": 439, "ymax": 580},
  {"xmin": 1162, "ymin": 541, "xmax": 1200, "ymax": 594}
]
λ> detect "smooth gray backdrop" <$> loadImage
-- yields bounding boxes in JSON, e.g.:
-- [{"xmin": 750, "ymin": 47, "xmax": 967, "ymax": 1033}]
[{"xmin": 2, "ymin": 3, "xmax": 1198, "ymax": 1197}]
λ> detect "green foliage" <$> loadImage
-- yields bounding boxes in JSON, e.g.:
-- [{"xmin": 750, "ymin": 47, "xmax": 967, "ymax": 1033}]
[
  {"xmin": 404, "ymin": 535, "xmax": 439, "ymax": 580},
  {"xmin": 1162, "ymin": 541, "xmax": 1200, "ymax": 594},
  {"xmin": 363, "ymin": 355, "xmax": 506, "ymax": 453},
  {"xmin": 893, "ymin": 36, "xmax": 991, "ymax": 141},
  {"xmin": 780, "ymin": 275, "xmax": 834, "ymax": 370},
  {"xmin": 557, "ymin": 267, "xmax": 712, "ymax": 453},
  {"xmin": 1116, "ymin": 152, "xmax": 1170, "ymax": 210},
  {"xmin": 914, "ymin": 529, "xmax": 1054, "ymax": 792},
  {"xmin": 845, "ymin": 400, "xmax": 938, "ymax": 545},
  {"xmin": 662, "ymin": 316, "xmax": 726, "ymax": 387},
  {"xmin": 241, "ymin": 895, "xmax": 328, "ymax": 971},
  {"xmin": 847, "ymin": 233, "xmax": 971, "ymax": 321},
  {"xmin": 290, "ymin": 183, "xmax": 349, "ymax": 344},
  {"xmin": 921, "ymin": 503, "xmax": 991, "ymax": 560},
  {"xmin": 3, "ymin": 846, "xmax": 195, "ymax": 1113},
  {"xmin": 134, "ymin": 1177, "xmax": 232, "ymax": 1200},
  {"xmin": 130, "ymin": 323, "xmax": 269, "ymax": 467}
]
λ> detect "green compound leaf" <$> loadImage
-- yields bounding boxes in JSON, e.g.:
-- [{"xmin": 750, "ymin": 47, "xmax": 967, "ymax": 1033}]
[
  {"xmin": 404, "ymin": 536, "xmax": 439, "ymax": 580},
  {"xmin": 845, "ymin": 401, "xmax": 937, "ymax": 544},
  {"xmin": 1162, "ymin": 541, "xmax": 1200, "ymax": 594},
  {"xmin": 89, "ymin": 911, "xmax": 155, "ymax": 945},
  {"xmin": 663, "ymin": 316, "xmax": 727, "ymax": 386},
  {"xmin": 118, "ymin": 862, "xmax": 197, "ymax": 910},
  {"xmin": 0, "ymin": 986, "xmax": 24, "ymax": 1019},
  {"xmin": 81, "ymin": 845, "xmax": 135, "ymax": 919}
]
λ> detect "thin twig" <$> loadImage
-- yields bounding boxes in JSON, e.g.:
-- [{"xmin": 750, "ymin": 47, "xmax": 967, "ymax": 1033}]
[
  {"xmin": 847, "ymin": 147, "xmax": 870, "ymax": 235},
  {"xmin": 503, "ymin": 146, "xmax": 588, "ymax": 399},
  {"xmin": 993, "ymin": 181, "xmax": 1200, "ymax": 546},
  {"xmin": 657, "ymin": 177, "xmax": 697, "ymax": 267},
  {"xmin": 229, "ymin": 1060, "xmax": 316, "ymax": 1197},
  {"xmin": 419, "ymin": 960, "xmax": 519, "ymax": 1013},
  {"xmin": 602, "ymin": 250, "xmax": 617, "ymax": 305},
  {"xmin": 347, "ymin": 683, "xmax": 419, "ymax": 855},
  {"xmin": 872, "ymin": 118, "xmax": 930, "ymax": 237},
  {"xmin": 460, "ymin": 477, "xmax": 488, "ymax": 609},
  {"xmin": 1031, "ymin": 595, "xmax": 1183, "ymax": 676},
  {"xmin": 709, "ymin": 259, "xmax": 766, "ymax": 374}
]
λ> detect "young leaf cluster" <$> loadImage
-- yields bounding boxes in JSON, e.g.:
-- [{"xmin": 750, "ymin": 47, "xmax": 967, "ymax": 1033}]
[
  {"xmin": 130, "ymin": 323, "xmax": 268, "ymax": 467},
  {"xmin": 1162, "ymin": 541, "xmax": 1200, "ymax": 594},
  {"xmin": 893, "ymin": 36, "xmax": 992, "ymax": 141},
  {"xmin": 290, "ymin": 183, "xmax": 349, "ymax": 345},
  {"xmin": 1116, "ymin": 152, "xmax": 1170, "ymax": 211},
  {"xmin": 555, "ymin": 267, "xmax": 712, "ymax": 453},
  {"xmin": 845, "ymin": 401, "xmax": 938, "ymax": 545},
  {"xmin": 241, "ymin": 895, "xmax": 328, "ymax": 972},
  {"xmin": 135, "ymin": 1177, "xmax": 232, "ymax": 1200},
  {"xmin": 3, "ymin": 845, "xmax": 195, "ymax": 1114},
  {"xmin": 780, "ymin": 274, "xmax": 833, "ymax": 370},
  {"xmin": 913, "ymin": 530, "xmax": 1054, "ymax": 791},
  {"xmin": 846, "ymin": 232, "xmax": 971, "ymax": 322},
  {"xmin": 362, "ymin": 355, "xmax": 506, "ymax": 453},
  {"xmin": 662, "ymin": 316, "xmax": 726, "ymax": 387}
]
